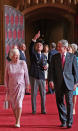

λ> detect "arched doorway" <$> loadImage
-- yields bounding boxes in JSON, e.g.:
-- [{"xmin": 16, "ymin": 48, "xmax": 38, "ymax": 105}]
[
  {"xmin": 24, "ymin": 5, "xmax": 75, "ymax": 65},
  {"xmin": 0, "ymin": 3, "xmax": 76, "ymax": 84}
]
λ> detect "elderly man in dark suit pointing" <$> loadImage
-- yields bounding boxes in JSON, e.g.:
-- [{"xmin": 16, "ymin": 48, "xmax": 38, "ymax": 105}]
[
  {"xmin": 29, "ymin": 31, "xmax": 47, "ymax": 114},
  {"xmin": 48, "ymin": 40, "xmax": 78, "ymax": 128}
]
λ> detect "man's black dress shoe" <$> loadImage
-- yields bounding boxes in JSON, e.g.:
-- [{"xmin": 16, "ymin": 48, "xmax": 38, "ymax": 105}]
[
  {"xmin": 32, "ymin": 111, "xmax": 36, "ymax": 114},
  {"xmin": 67, "ymin": 124, "xmax": 72, "ymax": 128},
  {"xmin": 60, "ymin": 123, "xmax": 66, "ymax": 127},
  {"xmin": 41, "ymin": 111, "xmax": 47, "ymax": 114},
  {"xmin": 46, "ymin": 91, "xmax": 54, "ymax": 95},
  {"xmin": 25, "ymin": 92, "xmax": 31, "ymax": 95},
  {"xmin": 46, "ymin": 91, "xmax": 51, "ymax": 94}
]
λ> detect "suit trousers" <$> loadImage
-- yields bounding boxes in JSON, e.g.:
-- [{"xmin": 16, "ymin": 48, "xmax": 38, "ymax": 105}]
[
  {"xmin": 55, "ymin": 80, "xmax": 73, "ymax": 125},
  {"xmin": 30, "ymin": 77, "xmax": 46, "ymax": 113}
]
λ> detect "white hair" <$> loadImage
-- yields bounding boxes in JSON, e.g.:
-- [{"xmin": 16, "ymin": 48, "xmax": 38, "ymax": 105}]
[
  {"xmin": 71, "ymin": 43, "xmax": 77, "ymax": 52},
  {"xmin": 13, "ymin": 45, "xmax": 18, "ymax": 49},
  {"xmin": 51, "ymin": 42, "xmax": 56, "ymax": 48},
  {"xmin": 59, "ymin": 39, "xmax": 68, "ymax": 47},
  {"xmin": 9, "ymin": 48, "xmax": 20, "ymax": 59}
]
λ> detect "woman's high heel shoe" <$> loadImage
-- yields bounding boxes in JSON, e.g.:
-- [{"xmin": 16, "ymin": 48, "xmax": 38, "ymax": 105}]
[{"xmin": 15, "ymin": 124, "xmax": 20, "ymax": 128}]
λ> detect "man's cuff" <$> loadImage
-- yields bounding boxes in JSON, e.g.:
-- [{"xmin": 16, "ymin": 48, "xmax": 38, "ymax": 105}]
[{"xmin": 32, "ymin": 39, "xmax": 36, "ymax": 42}]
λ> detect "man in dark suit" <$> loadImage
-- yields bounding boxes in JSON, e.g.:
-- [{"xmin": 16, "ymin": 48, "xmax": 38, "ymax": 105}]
[
  {"xmin": 29, "ymin": 31, "xmax": 47, "ymax": 114},
  {"xmin": 47, "ymin": 42, "xmax": 58, "ymax": 94},
  {"xmin": 19, "ymin": 43, "xmax": 26, "ymax": 61},
  {"xmin": 48, "ymin": 42, "xmax": 58, "ymax": 64},
  {"xmin": 19, "ymin": 43, "xmax": 30, "ymax": 95},
  {"xmin": 48, "ymin": 40, "xmax": 78, "ymax": 128}
]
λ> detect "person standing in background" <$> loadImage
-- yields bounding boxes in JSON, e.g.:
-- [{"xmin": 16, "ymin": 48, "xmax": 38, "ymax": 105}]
[
  {"xmin": 43, "ymin": 44, "xmax": 49, "ymax": 90},
  {"xmin": 19, "ymin": 43, "xmax": 26, "ymax": 62},
  {"xmin": 19, "ymin": 43, "xmax": 30, "ymax": 95},
  {"xmin": 47, "ymin": 42, "xmax": 58, "ymax": 94},
  {"xmin": 71, "ymin": 43, "xmax": 78, "ymax": 115},
  {"xmin": 67, "ymin": 44, "xmax": 73, "ymax": 53}
]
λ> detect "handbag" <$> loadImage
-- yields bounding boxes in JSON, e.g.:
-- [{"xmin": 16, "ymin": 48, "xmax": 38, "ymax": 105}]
[
  {"xmin": 3, "ymin": 94, "xmax": 10, "ymax": 109},
  {"xmin": 4, "ymin": 100, "xmax": 9, "ymax": 109}
]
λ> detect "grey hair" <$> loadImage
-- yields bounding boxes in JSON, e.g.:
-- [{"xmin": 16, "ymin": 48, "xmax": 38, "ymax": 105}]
[
  {"xmin": 71, "ymin": 43, "xmax": 77, "ymax": 52},
  {"xmin": 9, "ymin": 48, "xmax": 20, "ymax": 59},
  {"xmin": 19, "ymin": 43, "xmax": 25, "ymax": 47},
  {"xmin": 59, "ymin": 39, "xmax": 68, "ymax": 47},
  {"xmin": 51, "ymin": 42, "xmax": 56, "ymax": 48}
]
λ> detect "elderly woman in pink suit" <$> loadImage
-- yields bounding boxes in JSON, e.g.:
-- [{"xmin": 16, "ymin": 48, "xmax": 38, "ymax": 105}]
[{"xmin": 5, "ymin": 48, "xmax": 30, "ymax": 128}]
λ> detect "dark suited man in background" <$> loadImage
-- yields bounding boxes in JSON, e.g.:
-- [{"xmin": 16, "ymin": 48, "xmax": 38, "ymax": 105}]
[
  {"xmin": 48, "ymin": 40, "xmax": 78, "ymax": 128},
  {"xmin": 47, "ymin": 42, "xmax": 58, "ymax": 94},
  {"xmin": 48, "ymin": 42, "xmax": 58, "ymax": 64},
  {"xmin": 19, "ymin": 43, "xmax": 30, "ymax": 95},
  {"xmin": 19, "ymin": 43, "xmax": 26, "ymax": 61}
]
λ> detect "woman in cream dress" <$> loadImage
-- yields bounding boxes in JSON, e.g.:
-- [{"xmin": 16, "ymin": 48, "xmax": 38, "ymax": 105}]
[{"xmin": 5, "ymin": 48, "xmax": 30, "ymax": 127}]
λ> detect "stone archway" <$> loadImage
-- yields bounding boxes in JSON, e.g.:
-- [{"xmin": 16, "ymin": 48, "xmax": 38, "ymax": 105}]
[
  {"xmin": 0, "ymin": 3, "xmax": 76, "ymax": 84},
  {"xmin": 23, "ymin": 5, "xmax": 75, "ymax": 66}
]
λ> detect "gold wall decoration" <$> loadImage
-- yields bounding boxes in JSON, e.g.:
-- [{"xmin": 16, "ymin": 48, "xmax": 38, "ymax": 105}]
[
  {"xmin": 51, "ymin": 0, "xmax": 55, "ymax": 4},
  {"xmin": 43, "ymin": 0, "xmax": 47, "ymax": 4},
  {"xmin": 34, "ymin": 0, "xmax": 39, "ymax": 4},
  {"xmin": 69, "ymin": 0, "xmax": 71, "ymax": 3},
  {"xmin": 27, "ymin": 0, "xmax": 31, "ymax": 5},
  {"xmin": 60, "ymin": 0, "xmax": 63, "ymax": 4}
]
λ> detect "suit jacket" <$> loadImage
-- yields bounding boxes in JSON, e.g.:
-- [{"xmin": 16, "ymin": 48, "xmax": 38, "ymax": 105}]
[
  {"xmin": 19, "ymin": 50, "xmax": 26, "ymax": 62},
  {"xmin": 48, "ymin": 49, "xmax": 58, "ymax": 64},
  {"xmin": 29, "ymin": 41, "xmax": 47, "ymax": 80},
  {"xmin": 48, "ymin": 52, "xmax": 78, "ymax": 93}
]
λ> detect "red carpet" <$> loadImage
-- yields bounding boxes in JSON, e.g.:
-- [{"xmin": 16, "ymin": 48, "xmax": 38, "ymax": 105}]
[{"xmin": 0, "ymin": 86, "xmax": 78, "ymax": 131}]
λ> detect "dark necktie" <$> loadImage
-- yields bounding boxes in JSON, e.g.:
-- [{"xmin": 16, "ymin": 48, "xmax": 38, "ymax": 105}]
[
  {"xmin": 38, "ymin": 53, "xmax": 41, "ymax": 59},
  {"xmin": 61, "ymin": 54, "xmax": 65, "ymax": 69}
]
